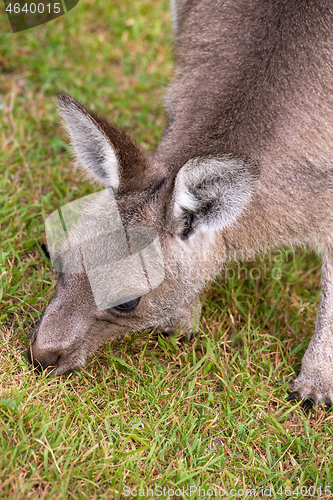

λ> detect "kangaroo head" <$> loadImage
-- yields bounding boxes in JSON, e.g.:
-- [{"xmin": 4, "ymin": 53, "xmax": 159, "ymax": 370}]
[{"xmin": 28, "ymin": 94, "xmax": 258, "ymax": 374}]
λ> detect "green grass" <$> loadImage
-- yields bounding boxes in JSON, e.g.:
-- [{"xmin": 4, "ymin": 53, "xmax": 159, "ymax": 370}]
[{"xmin": 1, "ymin": 1, "xmax": 333, "ymax": 498}]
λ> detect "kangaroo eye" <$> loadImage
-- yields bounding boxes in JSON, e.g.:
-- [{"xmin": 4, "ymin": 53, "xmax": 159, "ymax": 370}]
[{"xmin": 113, "ymin": 297, "xmax": 141, "ymax": 312}]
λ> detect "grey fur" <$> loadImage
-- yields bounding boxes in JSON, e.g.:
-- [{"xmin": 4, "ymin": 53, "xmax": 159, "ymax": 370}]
[
  {"xmin": 58, "ymin": 95, "xmax": 121, "ymax": 189},
  {"xmin": 29, "ymin": 0, "xmax": 333, "ymax": 407}
]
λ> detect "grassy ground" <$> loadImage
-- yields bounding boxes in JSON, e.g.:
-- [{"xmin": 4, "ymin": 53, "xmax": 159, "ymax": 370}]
[{"xmin": 1, "ymin": 1, "xmax": 333, "ymax": 498}]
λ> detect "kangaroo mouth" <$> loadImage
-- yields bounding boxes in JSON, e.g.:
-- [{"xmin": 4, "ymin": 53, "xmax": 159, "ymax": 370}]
[{"xmin": 146, "ymin": 326, "xmax": 193, "ymax": 343}]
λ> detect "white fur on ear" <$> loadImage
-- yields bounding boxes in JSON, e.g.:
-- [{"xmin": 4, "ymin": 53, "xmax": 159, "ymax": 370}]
[
  {"xmin": 173, "ymin": 153, "xmax": 259, "ymax": 235},
  {"xmin": 58, "ymin": 94, "xmax": 120, "ymax": 190}
]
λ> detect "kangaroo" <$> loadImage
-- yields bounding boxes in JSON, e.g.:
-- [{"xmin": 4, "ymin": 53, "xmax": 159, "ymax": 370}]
[{"xmin": 28, "ymin": 0, "xmax": 333, "ymax": 408}]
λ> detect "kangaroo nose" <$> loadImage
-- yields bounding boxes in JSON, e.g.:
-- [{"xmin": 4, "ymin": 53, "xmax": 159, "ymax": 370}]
[{"xmin": 27, "ymin": 342, "xmax": 61, "ymax": 373}]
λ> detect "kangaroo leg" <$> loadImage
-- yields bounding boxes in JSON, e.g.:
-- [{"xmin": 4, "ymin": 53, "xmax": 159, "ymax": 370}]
[{"xmin": 291, "ymin": 248, "xmax": 333, "ymax": 408}]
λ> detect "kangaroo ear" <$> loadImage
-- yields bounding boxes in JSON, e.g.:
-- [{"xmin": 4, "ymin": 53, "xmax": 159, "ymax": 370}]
[
  {"xmin": 58, "ymin": 93, "xmax": 148, "ymax": 192},
  {"xmin": 172, "ymin": 154, "xmax": 259, "ymax": 239}
]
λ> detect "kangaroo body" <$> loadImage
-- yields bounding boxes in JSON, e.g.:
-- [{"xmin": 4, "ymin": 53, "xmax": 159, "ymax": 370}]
[{"xmin": 29, "ymin": 0, "xmax": 333, "ymax": 407}]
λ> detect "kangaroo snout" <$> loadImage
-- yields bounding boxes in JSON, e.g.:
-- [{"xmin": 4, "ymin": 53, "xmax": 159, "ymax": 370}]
[
  {"xmin": 27, "ymin": 273, "xmax": 100, "ymax": 374},
  {"xmin": 28, "ymin": 327, "xmax": 91, "ymax": 375},
  {"xmin": 27, "ymin": 341, "xmax": 61, "ymax": 374},
  {"xmin": 27, "ymin": 323, "xmax": 82, "ymax": 375}
]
